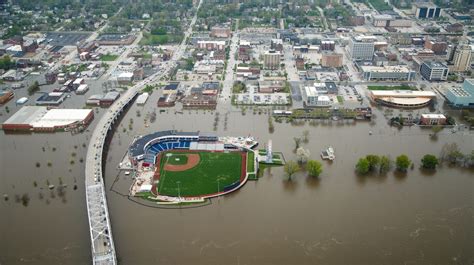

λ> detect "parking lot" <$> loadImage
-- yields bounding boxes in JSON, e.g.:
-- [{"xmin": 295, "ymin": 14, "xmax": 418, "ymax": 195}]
[{"xmin": 339, "ymin": 85, "xmax": 362, "ymax": 102}]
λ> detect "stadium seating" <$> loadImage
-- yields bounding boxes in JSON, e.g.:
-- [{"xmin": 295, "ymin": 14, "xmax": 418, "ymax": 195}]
[{"xmin": 144, "ymin": 140, "xmax": 193, "ymax": 165}]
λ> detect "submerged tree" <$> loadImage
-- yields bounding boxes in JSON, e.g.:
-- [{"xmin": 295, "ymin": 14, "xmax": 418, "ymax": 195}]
[
  {"xmin": 302, "ymin": 130, "xmax": 310, "ymax": 144},
  {"xmin": 395, "ymin": 155, "xmax": 411, "ymax": 172},
  {"xmin": 421, "ymin": 154, "xmax": 439, "ymax": 170},
  {"xmin": 356, "ymin": 158, "xmax": 370, "ymax": 175},
  {"xmin": 284, "ymin": 161, "xmax": 300, "ymax": 181},
  {"xmin": 365, "ymin": 154, "xmax": 380, "ymax": 172},
  {"xmin": 296, "ymin": 147, "xmax": 310, "ymax": 165},
  {"xmin": 307, "ymin": 160, "xmax": 322, "ymax": 177},
  {"xmin": 379, "ymin": 156, "xmax": 391, "ymax": 174}
]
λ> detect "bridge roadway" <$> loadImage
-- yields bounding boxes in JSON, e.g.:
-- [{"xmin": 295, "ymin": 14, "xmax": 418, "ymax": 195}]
[{"xmin": 84, "ymin": 1, "xmax": 202, "ymax": 264}]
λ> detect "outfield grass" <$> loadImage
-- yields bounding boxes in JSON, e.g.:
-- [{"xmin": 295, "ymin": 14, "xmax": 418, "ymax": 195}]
[
  {"xmin": 367, "ymin": 85, "xmax": 416, "ymax": 91},
  {"xmin": 247, "ymin": 151, "xmax": 255, "ymax": 173},
  {"xmin": 158, "ymin": 151, "xmax": 243, "ymax": 197},
  {"xmin": 100, "ymin": 54, "xmax": 119, "ymax": 61}
]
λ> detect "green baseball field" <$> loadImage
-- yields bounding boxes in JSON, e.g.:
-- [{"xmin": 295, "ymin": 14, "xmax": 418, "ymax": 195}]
[{"xmin": 156, "ymin": 151, "xmax": 245, "ymax": 197}]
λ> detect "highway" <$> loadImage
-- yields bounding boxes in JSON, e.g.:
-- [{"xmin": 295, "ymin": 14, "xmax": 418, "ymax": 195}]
[{"xmin": 84, "ymin": 1, "xmax": 202, "ymax": 264}]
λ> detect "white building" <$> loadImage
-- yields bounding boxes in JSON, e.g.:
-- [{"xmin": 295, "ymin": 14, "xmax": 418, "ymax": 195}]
[
  {"xmin": 117, "ymin": 72, "xmax": 134, "ymax": 84},
  {"xmin": 361, "ymin": 65, "xmax": 416, "ymax": 81},
  {"xmin": 304, "ymin": 86, "xmax": 332, "ymax": 107},
  {"xmin": 348, "ymin": 36, "xmax": 376, "ymax": 61}
]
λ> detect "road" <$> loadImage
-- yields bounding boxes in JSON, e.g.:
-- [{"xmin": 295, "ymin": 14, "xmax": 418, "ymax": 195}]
[
  {"xmin": 84, "ymin": 1, "xmax": 203, "ymax": 264},
  {"xmin": 316, "ymin": 6, "xmax": 329, "ymax": 32},
  {"xmin": 219, "ymin": 19, "xmax": 239, "ymax": 108},
  {"xmin": 283, "ymin": 43, "xmax": 299, "ymax": 81},
  {"xmin": 103, "ymin": 31, "xmax": 143, "ymax": 78}
]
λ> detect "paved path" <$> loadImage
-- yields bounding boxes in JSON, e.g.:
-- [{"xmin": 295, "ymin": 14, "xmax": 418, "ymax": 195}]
[{"xmin": 84, "ymin": 1, "xmax": 202, "ymax": 264}]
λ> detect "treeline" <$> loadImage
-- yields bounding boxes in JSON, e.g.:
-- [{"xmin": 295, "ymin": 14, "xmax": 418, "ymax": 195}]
[{"xmin": 355, "ymin": 143, "xmax": 474, "ymax": 175}]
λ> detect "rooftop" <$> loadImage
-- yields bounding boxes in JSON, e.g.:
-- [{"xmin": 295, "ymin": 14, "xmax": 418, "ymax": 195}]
[
  {"xmin": 370, "ymin": 90, "xmax": 437, "ymax": 98},
  {"xmin": 421, "ymin": 114, "xmax": 446, "ymax": 119},
  {"xmin": 361, "ymin": 65, "xmax": 413, "ymax": 73},
  {"xmin": 3, "ymin": 106, "xmax": 92, "ymax": 128},
  {"xmin": 423, "ymin": 61, "xmax": 448, "ymax": 68}
]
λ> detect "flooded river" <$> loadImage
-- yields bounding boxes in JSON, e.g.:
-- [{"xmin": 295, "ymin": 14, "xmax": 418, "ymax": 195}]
[{"xmin": 1, "ymin": 88, "xmax": 473, "ymax": 265}]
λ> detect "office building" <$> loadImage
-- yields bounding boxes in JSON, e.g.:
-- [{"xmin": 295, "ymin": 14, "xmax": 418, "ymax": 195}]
[
  {"xmin": 413, "ymin": 3, "xmax": 441, "ymax": 19},
  {"xmin": 446, "ymin": 79, "xmax": 474, "ymax": 107},
  {"xmin": 420, "ymin": 61, "xmax": 449, "ymax": 81},
  {"xmin": 361, "ymin": 65, "xmax": 416, "ymax": 81},
  {"xmin": 263, "ymin": 50, "xmax": 281, "ymax": 70},
  {"xmin": 348, "ymin": 36, "xmax": 375, "ymax": 61},
  {"xmin": 452, "ymin": 44, "xmax": 472, "ymax": 72}
]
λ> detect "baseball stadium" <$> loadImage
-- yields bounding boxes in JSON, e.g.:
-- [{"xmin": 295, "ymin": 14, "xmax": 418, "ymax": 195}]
[{"xmin": 128, "ymin": 130, "xmax": 258, "ymax": 203}]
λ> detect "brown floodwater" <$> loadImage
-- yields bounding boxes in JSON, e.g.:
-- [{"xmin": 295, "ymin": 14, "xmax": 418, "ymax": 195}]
[{"xmin": 1, "ymin": 87, "xmax": 473, "ymax": 265}]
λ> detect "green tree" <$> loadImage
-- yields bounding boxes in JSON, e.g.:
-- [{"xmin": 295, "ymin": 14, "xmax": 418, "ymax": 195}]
[
  {"xmin": 27, "ymin": 81, "xmax": 40, "ymax": 95},
  {"xmin": 307, "ymin": 160, "xmax": 322, "ymax": 177},
  {"xmin": 395, "ymin": 155, "xmax": 411, "ymax": 172},
  {"xmin": 0, "ymin": 55, "xmax": 15, "ymax": 70},
  {"xmin": 356, "ymin": 158, "xmax": 370, "ymax": 175},
  {"xmin": 421, "ymin": 154, "xmax": 439, "ymax": 169},
  {"xmin": 379, "ymin": 156, "xmax": 391, "ymax": 174},
  {"xmin": 284, "ymin": 160, "xmax": 300, "ymax": 181},
  {"xmin": 365, "ymin": 154, "xmax": 380, "ymax": 171}
]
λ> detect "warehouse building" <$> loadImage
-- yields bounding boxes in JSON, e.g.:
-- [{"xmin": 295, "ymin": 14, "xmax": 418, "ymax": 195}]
[{"xmin": 2, "ymin": 106, "xmax": 94, "ymax": 132}]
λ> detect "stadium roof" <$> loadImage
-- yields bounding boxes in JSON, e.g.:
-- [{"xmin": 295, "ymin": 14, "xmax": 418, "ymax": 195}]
[
  {"xmin": 129, "ymin": 131, "xmax": 199, "ymax": 157},
  {"xmin": 370, "ymin": 90, "xmax": 437, "ymax": 98}
]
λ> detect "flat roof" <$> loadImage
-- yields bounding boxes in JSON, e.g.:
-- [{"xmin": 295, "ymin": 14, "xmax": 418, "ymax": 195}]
[
  {"xmin": 3, "ymin": 106, "xmax": 47, "ymax": 125},
  {"xmin": 423, "ymin": 61, "xmax": 448, "ymax": 68},
  {"xmin": 371, "ymin": 90, "xmax": 437, "ymax": 98},
  {"xmin": 361, "ymin": 65, "xmax": 413, "ymax": 73},
  {"xmin": 421, "ymin": 114, "xmax": 446, "ymax": 119},
  {"xmin": 77, "ymin": 84, "xmax": 88, "ymax": 91},
  {"xmin": 3, "ymin": 106, "xmax": 92, "ymax": 128},
  {"xmin": 136, "ymin": 93, "xmax": 149, "ymax": 104},
  {"xmin": 197, "ymin": 40, "xmax": 226, "ymax": 45},
  {"xmin": 304, "ymin": 86, "xmax": 318, "ymax": 97},
  {"xmin": 31, "ymin": 109, "xmax": 92, "ymax": 128}
]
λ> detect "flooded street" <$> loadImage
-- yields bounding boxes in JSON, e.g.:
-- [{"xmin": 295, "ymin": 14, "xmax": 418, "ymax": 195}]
[{"xmin": 1, "ymin": 90, "xmax": 473, "ymax": 264}]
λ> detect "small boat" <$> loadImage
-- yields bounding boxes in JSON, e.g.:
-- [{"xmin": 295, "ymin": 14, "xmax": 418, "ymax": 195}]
[{"xmin": 321, "ymin": 146, "xmax": 335, "ymax": 161}]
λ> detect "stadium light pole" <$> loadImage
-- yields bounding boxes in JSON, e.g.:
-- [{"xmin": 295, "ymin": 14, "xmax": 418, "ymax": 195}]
[
  {"xmin": 177, "ymin": 181, "xmax": 181, "ymax": 201},
  {"xmin": 217, "ymin": 179, "xmax": 220, "ymax": 203}
]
